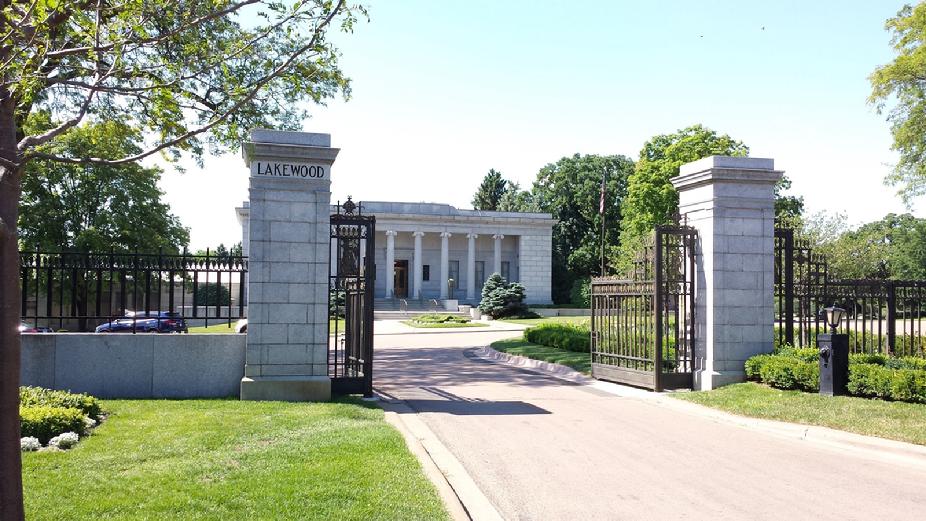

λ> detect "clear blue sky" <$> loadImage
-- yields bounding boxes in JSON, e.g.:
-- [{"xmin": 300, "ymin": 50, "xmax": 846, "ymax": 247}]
[{"xmin": 159, "ymin": 0, "xmax": 922, "ymax": 249}]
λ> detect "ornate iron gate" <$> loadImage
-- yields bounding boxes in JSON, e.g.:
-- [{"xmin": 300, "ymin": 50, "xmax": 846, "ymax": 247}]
[
  {"xmin": 329, "ymin": 198, "xmax": 375, "ymax": 397},
  {"xmin": 590, "ymin": 226, "xmax": 697, "ymax": 391}
]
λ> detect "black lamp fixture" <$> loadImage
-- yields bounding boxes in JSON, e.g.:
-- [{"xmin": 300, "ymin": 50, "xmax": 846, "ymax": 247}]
[{"xmin": 823, "ymin": 305, "xmax": 846, "ymax": 334}]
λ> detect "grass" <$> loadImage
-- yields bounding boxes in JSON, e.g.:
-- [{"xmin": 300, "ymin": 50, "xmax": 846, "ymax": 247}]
[
  {"xmin": 402, "ymin": 320, "xmax": 483, "ymax": 328},
  {"xmin": 22, "ymin": 399, "xmax": 448, "ymax": 521},
  {"xmin": 491, "ymin": 337, "xmax": 591, "ymax": 374},
  {"xmin": 672, "ymin": 382, "xmax": 926, "ymax": 446},
  {"xmin": 499, "ymin": 316, "xmax": 590, "ymax": 327},
  {"xmin": 189, "ymin": 318, "xmax": 344, "ymax": 334}
]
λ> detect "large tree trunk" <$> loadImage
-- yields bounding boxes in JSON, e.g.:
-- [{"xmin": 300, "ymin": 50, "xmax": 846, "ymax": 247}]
[{"xmin": 0, "ymin": 100, "xmax": 25, "ymax": 519}]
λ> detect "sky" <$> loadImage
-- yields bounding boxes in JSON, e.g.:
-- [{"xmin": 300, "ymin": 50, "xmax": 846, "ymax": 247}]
[{"xmin": 156, "ymin": 0, "xmax": 923, "ymax": 250}]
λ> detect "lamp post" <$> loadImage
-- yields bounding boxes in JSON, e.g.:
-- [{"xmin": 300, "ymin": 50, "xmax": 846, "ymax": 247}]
[{"xmin": 818, "ymin": 305, "xmax": 849, "ymax": 396}]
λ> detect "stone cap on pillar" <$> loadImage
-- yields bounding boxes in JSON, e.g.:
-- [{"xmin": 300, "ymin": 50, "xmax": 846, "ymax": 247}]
[
  {"xmin": 242, "ymin": 128, "xmax": 340, "ymax": 165},
  {"xmin": 671, "ymin": 156, "xmax": 782, "ymax": 190}
]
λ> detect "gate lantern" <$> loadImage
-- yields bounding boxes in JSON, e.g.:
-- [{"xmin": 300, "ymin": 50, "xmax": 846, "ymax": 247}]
[{"xmin": 818, "ymin": 305, "xmax": 848, "ymax": 397}]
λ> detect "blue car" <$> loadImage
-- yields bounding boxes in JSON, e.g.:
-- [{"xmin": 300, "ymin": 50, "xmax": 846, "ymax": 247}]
[{"xmin": 95, "ymin": 312, "xmax": 188, "ymax": 333}]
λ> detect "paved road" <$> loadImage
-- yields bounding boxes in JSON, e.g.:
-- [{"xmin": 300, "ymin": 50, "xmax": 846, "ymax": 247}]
[{"xmin": 373, "ymin": 322, "xmax": 926, "ymax": 521}]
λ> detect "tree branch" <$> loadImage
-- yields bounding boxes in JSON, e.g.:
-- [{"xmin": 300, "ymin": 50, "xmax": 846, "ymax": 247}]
[
  {"xmin": 44, "ymin": 0, "xmax": 261, "ymax": 60},
  {"xmin": 22, "ymin": 0, "xmax": 346, "ymax": 166}
]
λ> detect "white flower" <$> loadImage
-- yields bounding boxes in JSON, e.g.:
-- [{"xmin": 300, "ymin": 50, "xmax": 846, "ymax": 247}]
[
  {"xmin": 48, "ymin": 432, "xmax": 79, "ymax": 449},
  {"xmin": 20, "ymin": 437, "xmax": 41, "ymax": 452},
  {"xmin": 82, "ymin": 416, "xmax": 97, "ymax": 429}
]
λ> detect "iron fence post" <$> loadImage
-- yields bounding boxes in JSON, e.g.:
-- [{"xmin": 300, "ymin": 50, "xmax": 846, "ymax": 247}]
[
  {"xmin": 654, "ymin": 229, "xmax": 664, "ymax": 393},
  {"xmin": 887, "ymin": 281, "xmax": 896, "ymax": 357}
]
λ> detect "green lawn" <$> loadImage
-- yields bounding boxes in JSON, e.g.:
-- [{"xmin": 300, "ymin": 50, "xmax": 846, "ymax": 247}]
[
  {"xmin": 189, "ymin": 318, "xmax": 344, "ymax": 334},
  {"xmin": 499, "ymin": 316, "xmax": 590, "ymax": 327},
  {"xmin": 402, "ymin": 320, "xmax": 483, "ymax": 328},
  {"xmin": 673, "ymin": 382, "xmax": 926, "ymax": 446},
  {"xmin": 22, "ymin": 399, "xmax": 448, "ymax": 520},
  {"xmin": 491, "ymin": 337, "xmax": 591, "ymax": 374}
]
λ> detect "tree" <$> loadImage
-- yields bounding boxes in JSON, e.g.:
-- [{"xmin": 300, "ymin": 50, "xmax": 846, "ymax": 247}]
[
  {"xmin": 618, "ymin": 125, "xmax": 749, "ymax": 271},
  {"xmin": 497, "ymin": 181, "xmax": 539, "ymax": 212},
  {"xmin": 869, "ymin": 3, "xmax": 926, "ymax": 202},
  {"xmin": 774, "ymin": 175, "xmax": 805, "ymax": 228},
  {"xmin": 813, "ymin": 213, "xmax": 926, "ymax": 280},
  {"xmin": 532, "ymin": 154, "xmax": 634, "ymax": 303},
  {"xmin": 471, "ymin": 169, "xmax": 508, "ymax": 210},
  {"xmin": 0, "ymin": 2, "xmax": 365, "ymax": 517},
  {"xmin": 19, "ymin": 115, "xmax": 189, "ymax": 252},
  {"xmin": 478, "ymin": 272, "xmax": 528, "ymax": 318}
]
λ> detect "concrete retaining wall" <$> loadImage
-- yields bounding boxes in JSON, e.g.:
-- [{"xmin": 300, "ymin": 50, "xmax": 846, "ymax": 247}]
[{"xmin": 21, "ymin": 333, "xmax": 246, "ymax": 398}]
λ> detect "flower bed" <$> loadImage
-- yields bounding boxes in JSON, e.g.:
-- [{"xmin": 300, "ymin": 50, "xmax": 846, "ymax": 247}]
[
  {"xmin": 746, "ymin": 347, "xmax": 926, "ymax": 403},
  {"xmin": 19, "ymin": 386, "xmax": 103, "ymax": 451}
]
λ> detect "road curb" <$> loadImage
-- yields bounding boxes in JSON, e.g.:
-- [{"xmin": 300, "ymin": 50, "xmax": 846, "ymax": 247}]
[
  {"xmin": 379, "ymin": 396, "xmax": 505, "ymax": 521},
  {"xmin": 475, "ymin": 345, "xmax": 926, "ymax": 470}
]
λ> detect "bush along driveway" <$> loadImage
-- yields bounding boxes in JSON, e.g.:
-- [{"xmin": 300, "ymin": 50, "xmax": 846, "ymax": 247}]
[
  {"xmin": 22, "ymin": 399, "xmax": 449, "ymax": 520},
  {"xmin": 674, "ymin": 347, "xmax": 926, "ymax": 446},
  {"xmin": 490, "ymin": 322, "xmax": 591, "ymax": 374}
]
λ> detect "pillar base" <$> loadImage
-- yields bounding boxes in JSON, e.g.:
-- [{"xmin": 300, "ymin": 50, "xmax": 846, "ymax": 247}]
[
  {"xmin": 693, "ymin": 370, "xmax": 745, "ymax": 391},
  {"xmin": 240, "ymin": 376, "xmax": 332, "ymax": 402}
]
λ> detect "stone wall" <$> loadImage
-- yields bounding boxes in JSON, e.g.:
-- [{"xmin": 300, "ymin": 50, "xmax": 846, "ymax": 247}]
[
  {"xmin": 518, "ymin": 234, "xmax": 553, "ymax": 304},
  {"xmin": 21, "ymin": 333, "xmax": 246, "ymax": 398}
]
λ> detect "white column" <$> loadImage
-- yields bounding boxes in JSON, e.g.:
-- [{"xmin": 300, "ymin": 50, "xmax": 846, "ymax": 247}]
[
  {"xmin": 384, "ymin": 231, "xmax": 397, "ymax": 298},
  {"xmin": 466, "ymin": 233, "xmax": 478, "ymax": 300},
  {"xmin": 493, "ymin": 234, "xmax": 504, "ymax": 276},
  {"xmin": 671, "ymin": 156, "xmax": 782, "ymax": 391},
  {"xmin": 440, "ymin": 232, "xmax": 451, "ymax": 299},
  {"xmin": 412, "ymin": 231, "xmax": 424, "ymax": 299}
]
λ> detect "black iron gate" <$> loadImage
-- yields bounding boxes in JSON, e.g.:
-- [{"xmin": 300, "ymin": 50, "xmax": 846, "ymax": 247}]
[
  {"xmin": 590, "ymin": 226, "xmax": 697, "ymax": 391},
  {"xmin": 329, "ymin": 198, "xmax": 375, "ymax": 397}
]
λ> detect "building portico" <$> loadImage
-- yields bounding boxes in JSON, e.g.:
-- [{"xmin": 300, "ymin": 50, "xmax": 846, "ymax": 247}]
[{"xmin": 365, "ymin": 201, "xmax": 554, "ymax": 304}]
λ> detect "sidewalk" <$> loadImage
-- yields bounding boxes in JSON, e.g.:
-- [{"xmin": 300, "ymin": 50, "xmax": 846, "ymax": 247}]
[{"xmin": 375, "ymin": 325, "xmax": 926, "ymax": 521}]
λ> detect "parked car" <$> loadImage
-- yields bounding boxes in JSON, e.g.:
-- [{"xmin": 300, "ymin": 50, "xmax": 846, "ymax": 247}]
[
  {"xmin": 235, "ymin": 319, "xmax": 247, "ymax": 333},
  {"xmin": 95, "ymin": 312, "xmax": 187, "ymax": 333},
  {"xmin": 19, "ymin": 321, "xmax": 53, "ymax": 333}
]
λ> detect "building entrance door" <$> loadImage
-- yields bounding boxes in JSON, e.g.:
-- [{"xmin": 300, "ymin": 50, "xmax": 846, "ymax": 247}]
[{"xmin": 394, "ymin": 260, "xmax": 409, "ymax": 298}]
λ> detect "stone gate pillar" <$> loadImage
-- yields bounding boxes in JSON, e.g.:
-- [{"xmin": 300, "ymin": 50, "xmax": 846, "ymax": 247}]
[
  {"xmin": 240, "ymin": 129, "xmax": 338, "ymax": 401},
  {"xmin": 671, "ymin": 156, "xmax": 782, "ymax": 390}
]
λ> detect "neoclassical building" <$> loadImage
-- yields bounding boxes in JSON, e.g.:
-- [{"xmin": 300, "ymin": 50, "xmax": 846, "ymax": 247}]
[{"xmin": 237, "ymin": 200, "xmax": 555, "ymax": 304}]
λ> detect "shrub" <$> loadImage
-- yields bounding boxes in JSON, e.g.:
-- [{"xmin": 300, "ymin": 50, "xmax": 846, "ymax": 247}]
[
  {"xmin": 195, "ymin": 282, "xmax": 231, "ymax": 307},
  {"xmin": 20, "ymin": 406, "xmax": 87, "ymax": 444},
  {"xmin": 848, "ymin": 364, "xmax": 926, "ymax": 403},
  {"xmin": 479, "ymin": 273, "xmax": 528, "ymax": 319},
  {"xmin": 757, "ymin": 356, "xmax": 818, "ymax": 392},
  {"xmin": 48, "ymin": 432, "xmax": 80, "ymax": 450},
  {"xmin": 525, "ymin": 323, "xmax": 590, "ymax": 353},
  {"xmin": 774, "ymin": 346, "xmax": 819, "ymax": 363},
  {"xmin": 412, "ymin": 314, "xmax": 470, "ymax": 324},
  {"xmin": 850, "ymin": 353, "xmax": 888, "ymax": 366},
  {"xmin": 569, "ymin": 278, "xmax": 591, "ymax": 308},
  {"xmin": 20, "ymin": 437, "xmax": 41, "ymax": 452},
  {"xmin": 19, "ymin": 386, "xmax": 101, "ymax": 420},
  {"xmin": 744, "ymin": 354, "xmax": 775, "ymax": 380}
]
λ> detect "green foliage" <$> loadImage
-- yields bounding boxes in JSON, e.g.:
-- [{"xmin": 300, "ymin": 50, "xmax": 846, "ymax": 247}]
[
  {"xmin": 757, "ymin": 356, "xmax": 819, "ymax": 392},
  {"xmin": 569, "ymin": 277, "xmax": 591, "ymax": 308},
  {"xmin": 19, "ymin": 387, "xmax": 101, "ymax": 420},
  {"xmin": 195, "ymin": 283, "xmax": 231, "ymax": 307},
  {"xmin": 471, "ymin": 169, "xmax": 509, "ymax": 211},
  {"xmin": 746, "ymin": 351, "xmax": 926, "ymax": 403},
  {"xmin": 478, "ymin": 273, "xmax": 528, "ymax": 319},
  {"xmin": 804, "ymin": 212, "xmax": 926, "ymax": 279},
  {"xmin": 11, "ymin": 2, "xmax": 364, "ymax": 167},
  {"xmin": 524, "ymin": 323, "xmax": 591, "ymax": 353},
  {"xmin": 19, "ymin": 116, "xmax": 189, "ymax": 252},
  {"xmin": 869, "ymin": 3, "xmax": 926, "ymax": 201},
  {"xmin": 532, "ymin": 153, "xmax": 634, "ymax": 301},
  {"xmin": 411, "ymin": 314, "xmax": 471, "ymax": 324},
  {"xmin": 618, "ymin": 125, "xmax": 748, "ymax": 271},
  {"xmin": 19, "ymin": 406, "xmax": 87, "ymax": 444}
]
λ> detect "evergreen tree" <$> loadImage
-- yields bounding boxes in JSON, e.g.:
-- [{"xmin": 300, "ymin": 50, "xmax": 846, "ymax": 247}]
[{"xmin": 472, "ymin": 169, "xmax": 508, "ymax": 210}]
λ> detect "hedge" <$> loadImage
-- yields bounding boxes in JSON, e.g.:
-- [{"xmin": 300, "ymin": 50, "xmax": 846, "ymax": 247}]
[
  {"xmin": 19, "ymin": 386, "xmax": 101, "ymax": 420},
  {"xmin": 20, "ymin": 406, "xmax": 87, "ymax": 444},
  {"xmin": 524, "ymin": 323, "xmax": 590, "ymax": 353},
  {"xmin": 746, "ymin": 346, "xmax": 926, "ymax": 403}
]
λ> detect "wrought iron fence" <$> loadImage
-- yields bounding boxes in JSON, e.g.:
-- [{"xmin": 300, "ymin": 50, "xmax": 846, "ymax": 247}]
[
  {"xmin": 775, "ymin": 228, "xmax": 926, "ymax": 357},
  {"xmin": 591, "ymin": 225, "xmax": 696, "ymax": 391},
  {"xmin": 19, "ymin": 248, "xmax": 247, "ymax": 332}
]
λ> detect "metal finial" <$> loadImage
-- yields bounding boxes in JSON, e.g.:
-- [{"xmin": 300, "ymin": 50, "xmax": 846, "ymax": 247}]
[{"xmin": 342, "ymin": 196, "xmax": 357, "ymax": 215}]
